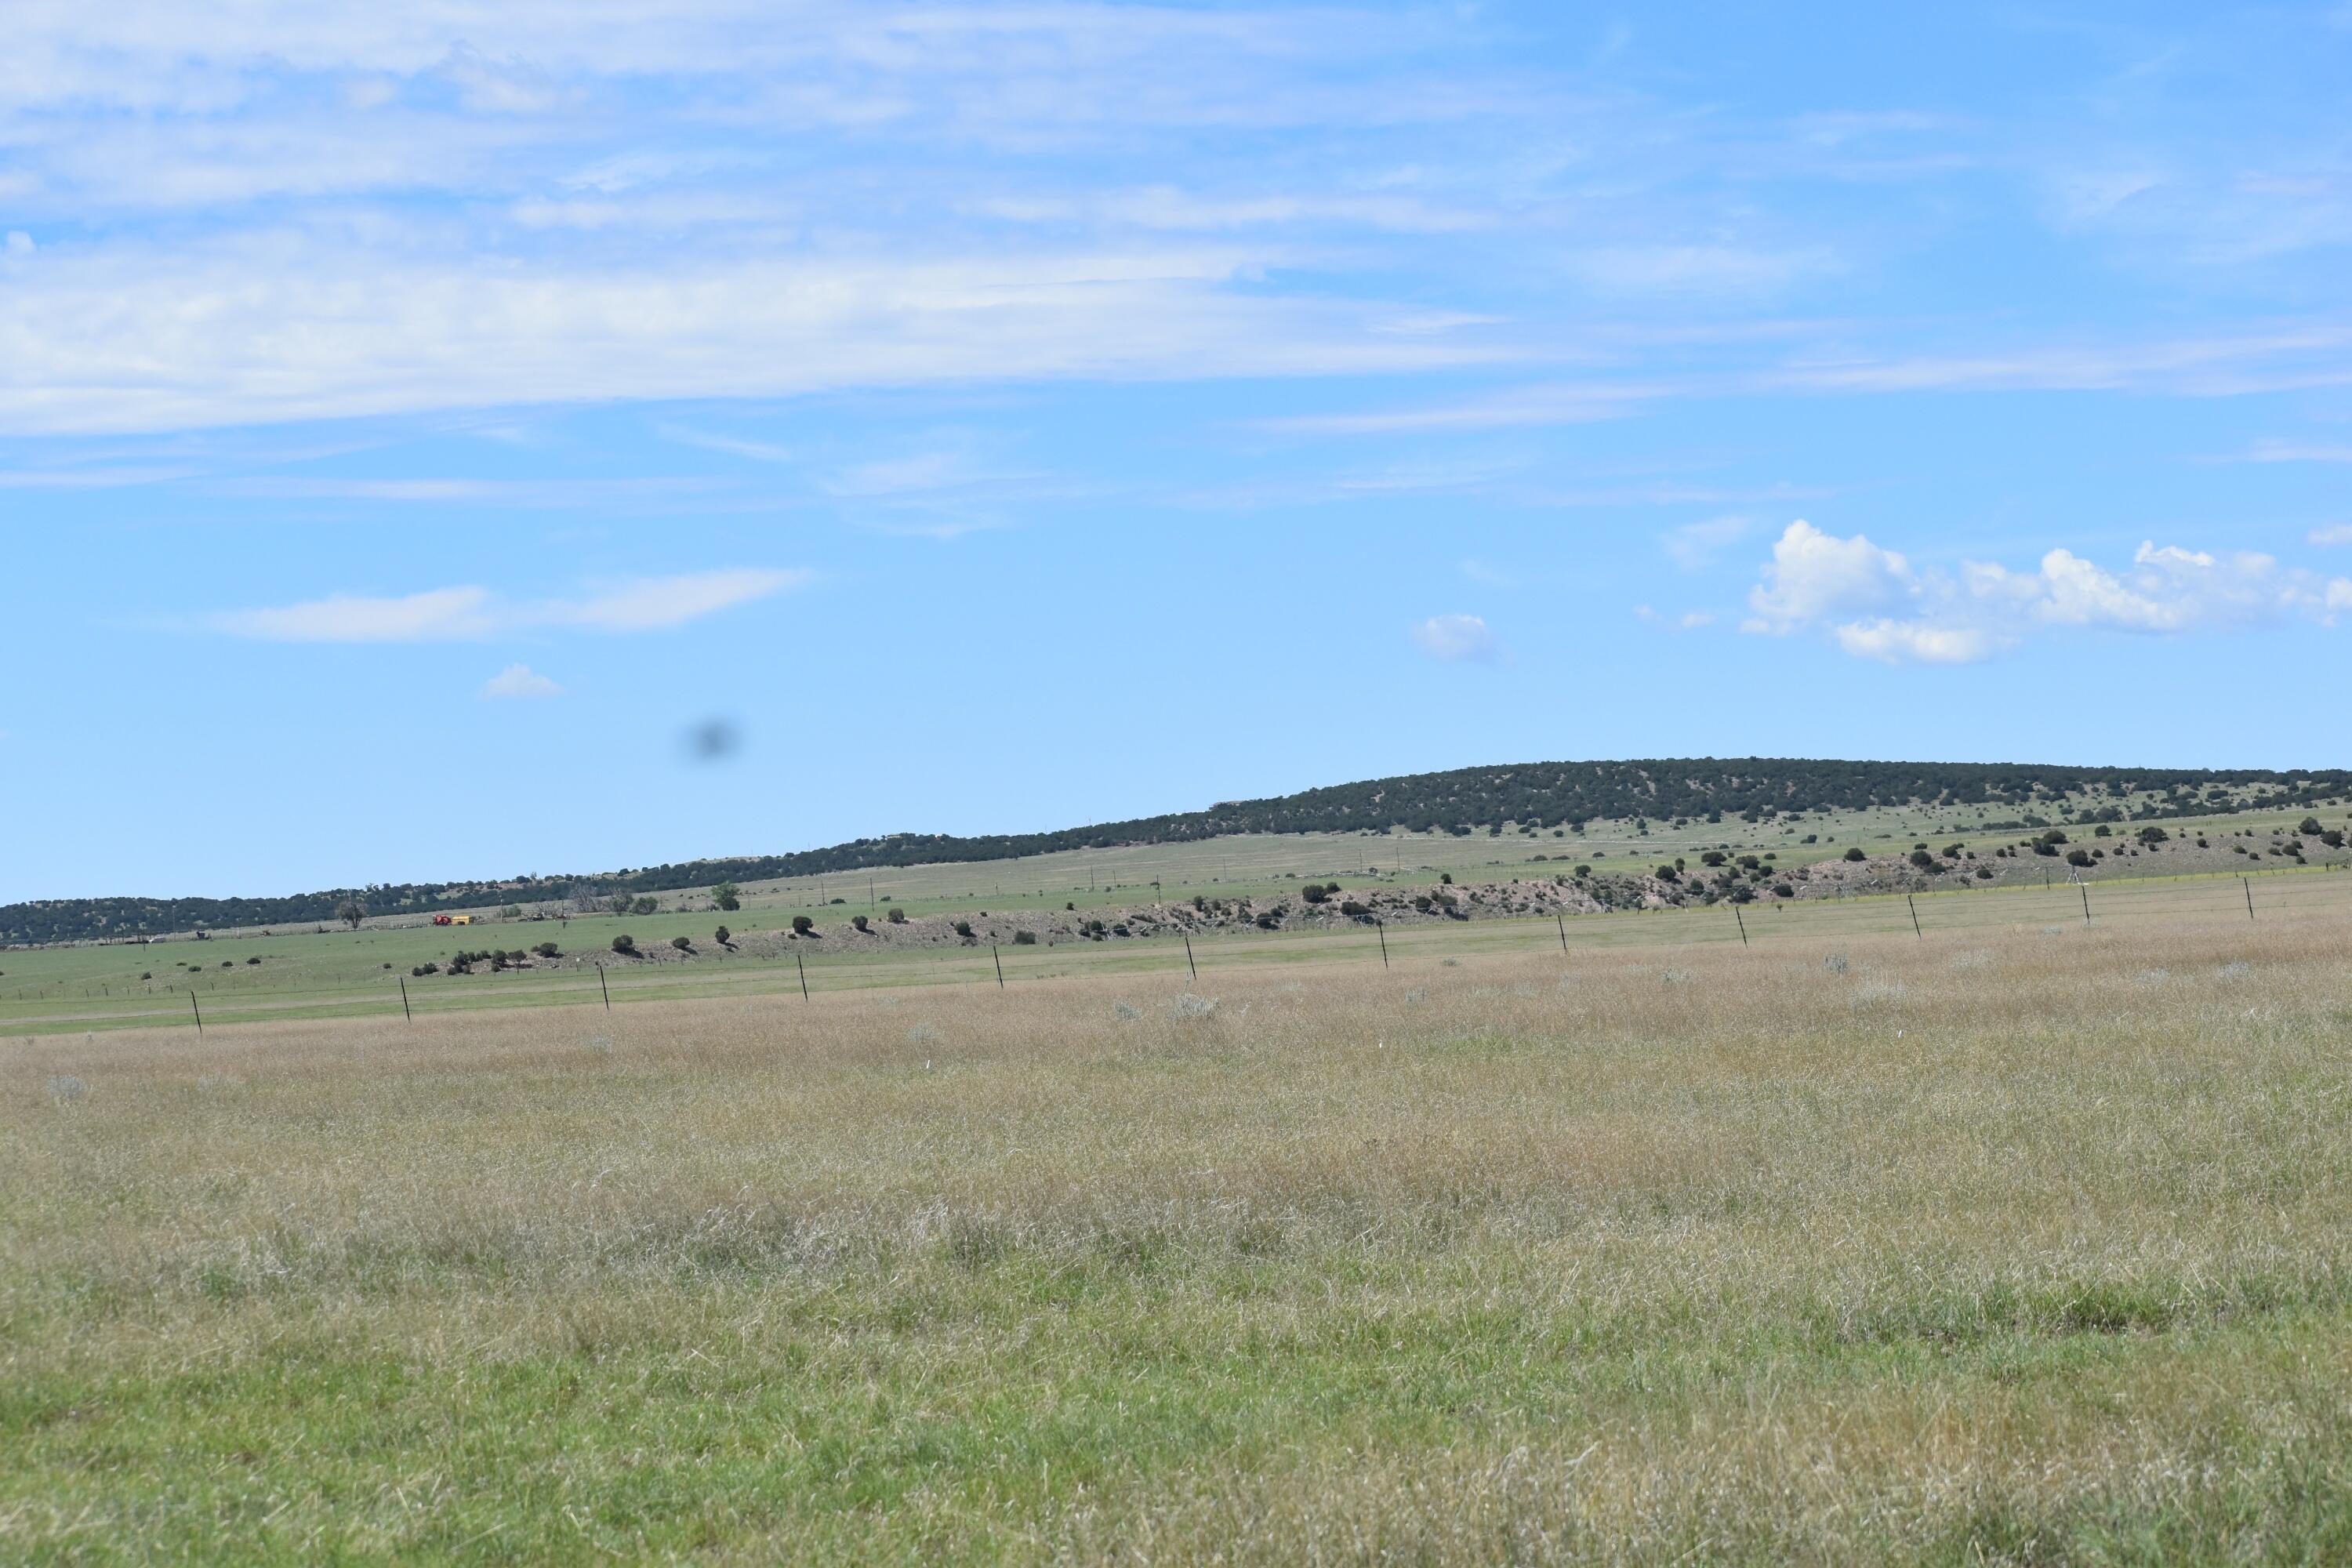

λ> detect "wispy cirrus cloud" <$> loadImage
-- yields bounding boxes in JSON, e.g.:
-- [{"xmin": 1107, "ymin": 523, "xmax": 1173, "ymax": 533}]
[
  {"xmin": 1662, "ymin": 514, "xmax": 1754, "ymax": 569},
  {"xmin": 0, "ymin": 241, "xmax": 1502, "ymax": 435},
  {"xmin": 206, "ymin": 568, "xmax": 808, "ymax": 643},
  {"xmin": 215, "ymin": 476, "xmax": 721, "ymax": 505},
  {"xmin": 2237, "ymin": 438, "xmax": 2352, "ymax": 463}
]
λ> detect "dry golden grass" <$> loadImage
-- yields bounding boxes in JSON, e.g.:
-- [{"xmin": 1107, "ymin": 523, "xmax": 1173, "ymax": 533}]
[{"xmin": 3, "ymin": 907, "xmax": 2349, "ymax": 1562}]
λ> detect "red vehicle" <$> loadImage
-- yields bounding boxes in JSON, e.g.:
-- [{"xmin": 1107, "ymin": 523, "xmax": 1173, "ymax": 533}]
[{"xmin": 432, "ymin": 914, "xmax": 454, "ymax": 925}]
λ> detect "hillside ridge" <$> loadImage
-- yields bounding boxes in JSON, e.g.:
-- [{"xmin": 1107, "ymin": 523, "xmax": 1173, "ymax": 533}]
[{"xmin": 9, "ymin": 755, "xmax": 2347, "ymax": 945}]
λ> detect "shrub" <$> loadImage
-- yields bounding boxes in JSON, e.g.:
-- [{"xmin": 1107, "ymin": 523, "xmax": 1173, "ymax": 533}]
[
  {"xmin": 335, "ymin": 898, "xmax": 366, "ymax": 929},
  {"xmin": 1573, "ymin": 864, "xmax": 1592, "ymax": 877},
  {"xmin": 828, "ymin": 898, "xmax": 846, "ymax": 905},
  {"xmin": 792, "ymin": 915, "xmax": 815, "ymax": 935},
  {"xmin": 1011, "ymin": 930, "xmax": 1037, "ymax": 945},
  {"xmin": 2299, "ymin": 816, "xmax": 2324, "ymax": 836},
  {"xmin": 533, "ymin": 941, "xmax": 561, "ymax": 958},
  {"xmin": 1300, "ymin": 883, "xmax": 1331, "ymax": 904},
  {"xmin": 500, "ymin": 905, "xmax": 523, "ymax": 920},
  {"xmin": 1339, "ymin": 900, "xmax": 1370, "ymax": 917},
  {"xmin": 2136, "ymin": 826, "xmax": 2169, "ymax": 844},
  {"xmin": 246, "ymin": 955, "xmax": 262, "ymax": 964},
  {"xmin": 1699, "ymin": 851, "xmax": 1728, "ymax": 866},
  {"xmin": 1439, "ymin": 873, "xmax": 1453, "ymax": 884},
  {"xmin": 1772, "ymin": 883, "xmax": 1795, "ymax": 898},
  {"xmin": 710, "ymin": 881, "xmax": 741, "ymax": 912},
  {"xmin": 851, "ymin": 914, "xmax": 869, "ymax": 931},
  {"xmin": 886, "ymin": 907, "xmax": 907, "ymax": 924},
  {"xmin": 611, "ymin": 934, "xmax": 637, "ymax": 955},
  {"xmin": 670, "ymin": 935, "xmax": 692, "ymax": 952},
  {"xmin": 633, "ymin": 896, "xmax": 660, "ymax": 916},
  {"xmin": 446, "ymin": 956, "xmax": 474, "ymax": 975},
  {"xmin": 1907, "ymin": 849, "xmax": 1936, "ymax": 869},
  {"xmin": 2067, "ymin": 848, "xmax": 2094, "ymax": 867},
  {"xmin": 608, "ymin": 895, "xmax": 633, "ymax": 916},
  {"xmin": 412, "ymin": 963, "xmax": 438, "ymax": 976},
  {"xmin": 952, "ymin": 920, "xmax": 974, "ymax": 938},
  {"xmin": 1843, "ymin": 848, "xmax": 1867, "ymax": 862}
]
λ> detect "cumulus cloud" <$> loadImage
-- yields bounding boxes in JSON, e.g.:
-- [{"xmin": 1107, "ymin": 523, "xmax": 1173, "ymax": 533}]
[
  {"xmin": 1736, "ymin": 520, "xmax": 2352, "ymax": 662},
  {"xmin": 1742, "ymin": 520, "xmax": 1915, "ymax": 630},
  {"xmin": 2310, "ymin": 523, "xmax": 2352, "ymax": 546},
  {"xmin": 1410, "ymin": 613, "xmax": 1498, "ymax": 662},
  {"xmin": 481, "ymin": 662, "xmax": 562, "ymax": 699},
  {"xmin": 1832, "ymin": 619, "xmax": 1996, "ymax": 666},
  {"xmin": 208, "ymin": 568, "xmax": 805, "ymax": 642}
]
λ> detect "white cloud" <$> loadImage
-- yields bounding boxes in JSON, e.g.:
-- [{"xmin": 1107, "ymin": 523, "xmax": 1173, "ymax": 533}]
[
  {"xmin": 1743, "ymin": 520, "xmax": 1915, "ymax": 630},
  {"xmin": 656, "ymin": 423, "xmax": 793, "ymax": 463},
  {"xmin": 1662, "ymin": 514, "xmax": 1753, "ymax": 569},
  {"xmin": 1459, "ymin": 557, "xmax": 1515, "ymax": 587},
  {"xmin": 1410, "ymin": 613, "xmax": 1497, "ymax": 662},
  {"xmin": 1737, "ymin": 521, "xmax": 2351, "ymax": 662},
  {"xmin": 1833, "ymin": 619, "xmax": 1996, "ymax": 666},
  {"xmin": 218, "ymin": 476, "xmax": 715, "ymax": 506},
  {"xmin": 215, "ymin": 585, "xmax": 499, "ymax": 643},
  {"xmin": 481, "ymin": 662, "xmax": 562, "ymax": 699},
  {"xmin": 1258, "ymin": 382, "xmax": 1646, "ymax": 436},
  {"xmin": 208, "ymin": 568, "xmax": 805, "ymax": 642},
  {"xmin": 2310, "ymin": 524, "xmax": 2352, "ymax": 546},
  {"xmin": 553, "ymin": 568, "xmax": 806, "ymax": 632},
  {"xmin": 2245, "ymin": 440, "xmax": 2352, "ymax": 463},
  {"xmin": 0, "ymin": 240, "xmax": 1501, "ymax": 434}
]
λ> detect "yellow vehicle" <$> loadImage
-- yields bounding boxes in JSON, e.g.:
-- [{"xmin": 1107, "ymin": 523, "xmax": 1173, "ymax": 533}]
[{"xmin": 448, "ymin": 914, "xmax": 474, "ymax": 926}]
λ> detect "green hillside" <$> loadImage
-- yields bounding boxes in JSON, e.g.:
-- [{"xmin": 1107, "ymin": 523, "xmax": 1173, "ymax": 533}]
[{"xmin": 8, "ymin": 757, "xmax": 2347, "ymax": 945}]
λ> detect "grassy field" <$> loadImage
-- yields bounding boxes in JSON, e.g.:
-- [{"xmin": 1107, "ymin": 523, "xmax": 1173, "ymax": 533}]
[
  {"xmin": 5, "ymin": 894, "xmax": 2350, "ymax": 1562},
  {"xmin": 5, "ymin": 840, "xmax": 2348, "ymax": 1035}
]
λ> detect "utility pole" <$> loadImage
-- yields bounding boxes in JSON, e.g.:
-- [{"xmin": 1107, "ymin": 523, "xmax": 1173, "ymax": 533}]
[
  {"xmin": 597, "ymin": 964, "xmax": 610, "ymax": 1011},
  {"xmin": 1906, "ymin": 895, "xmax": 1922, "ymax": 940},
  {"xmin": 400, "ymin": 976, "xmax": 412, "ymax": 1022},
  {"xmin": 796, "ymin": 949, "xmax": 809, "ymax": 1001},
  {"xmin": 1376, "ymin": 919, "xmax": 1389, "ymax": 969},
  {"xmin": 1183, "ymin": 934, "xmax": 1197, "ymax": 982},
  {"xmin": 992, "ymin": 945, "xmax": 1004, "ymax": 989}
]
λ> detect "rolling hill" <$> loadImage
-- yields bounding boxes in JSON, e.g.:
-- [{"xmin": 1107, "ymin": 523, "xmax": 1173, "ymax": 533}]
[{"xmin": 8, "ymin": 757, "xmax": 2347, "ymax": 946}]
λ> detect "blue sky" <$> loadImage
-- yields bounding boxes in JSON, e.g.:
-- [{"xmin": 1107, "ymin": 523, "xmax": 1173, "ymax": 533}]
[{"xmin": 4, "ymin": 2, "xmax": 2350, "ymax": 902}]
